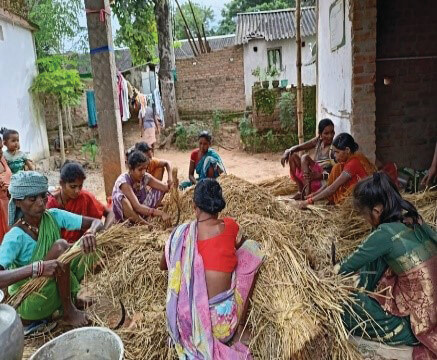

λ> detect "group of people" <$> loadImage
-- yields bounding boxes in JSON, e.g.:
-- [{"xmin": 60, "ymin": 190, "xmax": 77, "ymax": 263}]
[{"xmin": 0, "ymin": 121, "xmax": 436, "ymax": 359}]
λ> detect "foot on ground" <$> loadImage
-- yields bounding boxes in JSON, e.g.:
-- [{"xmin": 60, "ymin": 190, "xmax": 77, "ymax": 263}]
[{"xmin": 62, "ymin": 307, "xmax": 89, "ymax": 327}]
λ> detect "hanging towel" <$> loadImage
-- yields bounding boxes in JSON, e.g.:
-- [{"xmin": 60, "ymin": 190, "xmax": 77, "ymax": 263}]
[
  {"xmin": 121, "ymin": 77, "xmax": 130, "ymax": 122},
  {"xmin": 153, "ymin": 88, "xmax": 165, "ymax": 128},
  {"xmin": 86, "ymin": 90, "xmax": 98, "ymax": 128}
]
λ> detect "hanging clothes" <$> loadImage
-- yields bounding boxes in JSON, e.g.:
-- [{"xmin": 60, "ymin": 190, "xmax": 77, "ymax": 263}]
[
  {"xmin": 121, "ymin": 76, "xmax": 130, "ymax": 122},
  {"xmin": 86, "ymin": 90, "xmax": 98, "ymax": 128},
  {"xmin": 153, "ymin": 88, "xmax": 165, "ymax": 128},
  {"xmin": 117, "ymin": 72, "xmax": 124, "ymax": 121}
]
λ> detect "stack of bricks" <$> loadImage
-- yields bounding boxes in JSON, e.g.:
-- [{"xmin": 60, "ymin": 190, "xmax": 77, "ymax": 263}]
[
  {"xmin": 175, "ymin": 46, "xmax": 246, "ymax": 116},
  {"xmin": 350, "ymin": 0, "xmax": 377, "ymax": 163}
]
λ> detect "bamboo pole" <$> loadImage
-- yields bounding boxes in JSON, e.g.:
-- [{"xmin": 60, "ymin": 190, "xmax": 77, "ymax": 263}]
[
  {"xmin": 174, "ymin": 0, "xmax": 199, "ymax": 56},
  {"xmin": 188, "ymin": 0, "xmax": 205, "ymax": 53},
  {"xmin": 202, "ymin": 23, "xmax": 211, "ymax": 52},
  {"xmin": 296, "ymin": 0, "xmax": 304, "ymax": 145}
]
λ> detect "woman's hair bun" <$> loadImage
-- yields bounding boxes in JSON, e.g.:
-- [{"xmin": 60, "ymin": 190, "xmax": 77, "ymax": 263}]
[{"xmin": 194, "ymin": 179, "xmax": 226, "ymax": 214}]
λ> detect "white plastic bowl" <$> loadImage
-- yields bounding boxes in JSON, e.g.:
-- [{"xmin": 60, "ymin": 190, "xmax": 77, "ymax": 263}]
[{"xmin": 30, "ymin": 326, "xmax": 124, "ymax": 360}]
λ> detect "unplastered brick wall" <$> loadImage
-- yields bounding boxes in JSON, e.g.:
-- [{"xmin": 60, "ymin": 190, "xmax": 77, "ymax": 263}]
[
  {"xmin": 375, "ymin": 0, "xmax": 437, "ymax": 169},
  {"xmin": 350, "ymin": 0, "xmax": 377, "ymax": 162},
  {"xmin": 175, "ymin": 46, "xmax": 245, "ymax": 115}
]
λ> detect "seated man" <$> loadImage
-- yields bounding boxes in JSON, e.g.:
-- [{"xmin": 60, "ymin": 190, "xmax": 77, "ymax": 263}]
[{"xmin": 0, "ymin": 171, "xmax": 103, "ymax": 326}]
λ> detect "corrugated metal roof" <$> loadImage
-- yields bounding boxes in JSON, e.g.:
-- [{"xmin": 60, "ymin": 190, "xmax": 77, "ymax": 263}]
[
  {"xmin": 174, "ymin": 34, "xmax": 236, "ymax": 59},
  {"xmin": 235, "ymin": 7, "xmax": 316, "ymax": 45}
]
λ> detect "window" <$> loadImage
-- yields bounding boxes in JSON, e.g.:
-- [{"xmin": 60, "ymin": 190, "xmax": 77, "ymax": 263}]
[{"xmin": 267, "ymin": 48, "xmax": 282, "ymax": 71}]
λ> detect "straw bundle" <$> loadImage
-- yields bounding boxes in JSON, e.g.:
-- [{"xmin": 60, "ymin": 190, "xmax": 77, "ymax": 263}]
[{"xmin": 256, "ymin": 175, "xmax": 298, "ymax": 196}]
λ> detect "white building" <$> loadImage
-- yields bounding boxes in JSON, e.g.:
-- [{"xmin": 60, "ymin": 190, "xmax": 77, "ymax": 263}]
[
  {"xmin": 235, "ymin": 8, "xmax": 317, "ymax": 106},
  {"xmin": 0, "ymin": 8, "xmax": 49, "ymax": 161}
]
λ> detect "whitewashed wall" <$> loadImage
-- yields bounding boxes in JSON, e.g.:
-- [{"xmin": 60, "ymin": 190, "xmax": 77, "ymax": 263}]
[
  {"xmin": 243, "ymin": 35, "xmax": 316, "ymax": 106},
  {"xmin": 317, "ymin": 0, "xmax": 352, "ymax": 134},
  {"xmin": 0, "ymin": 19, "xmax": 49, "ymax": 160}
]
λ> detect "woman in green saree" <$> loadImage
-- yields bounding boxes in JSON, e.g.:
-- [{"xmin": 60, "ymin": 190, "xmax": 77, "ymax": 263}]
[
  {"xmin": 0, "ymin": 171, "xmax": 103, "ymax": 327},
  {"xmin": 338, "ymin": 172, "xmax": 437, "ymax": 359}
]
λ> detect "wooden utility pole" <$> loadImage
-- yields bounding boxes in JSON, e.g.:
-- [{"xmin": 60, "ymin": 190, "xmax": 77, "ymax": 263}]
[
  {"xmin": 155, "ymin": 0, "xmax": 179, "ymax": 127},
  {"xmin": 296, "ymin": 0, "xmax": 304, "ymax": 144},
  {"xmin": 84, "ymin": 0, "xmax": 125, "ymax": 197}
]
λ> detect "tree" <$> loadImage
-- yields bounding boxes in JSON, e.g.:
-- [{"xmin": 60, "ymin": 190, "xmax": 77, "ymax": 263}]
[
  {"xmin": 216, "ymin": 0, "xmax": 315, "ymax": 35},
  {"xmin": 26, "ymin": 0, "xmax": 87, "ymax": 57},
  {"xmin": 31, "ymin": 56, "xmax": 84, "ymax": 163},
  {"xmin": 112, "ymin": 0, "xmax": 179, "ymax": 126},
  {"xmin": 174, "ymin": 2, "xmax": 215, "ymax": 40}
]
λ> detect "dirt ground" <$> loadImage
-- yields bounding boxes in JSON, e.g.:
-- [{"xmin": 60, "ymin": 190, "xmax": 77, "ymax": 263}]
[{"xmin": 45, "ymin": 120, "xmax": 288, "ymax": 202}]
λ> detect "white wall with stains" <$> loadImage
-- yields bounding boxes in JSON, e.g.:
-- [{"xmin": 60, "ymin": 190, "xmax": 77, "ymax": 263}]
[
  {"xmin": 0, "ymin": 18, "xmax": 49, "ymax": 161},
  {"xmin": 243, "ymin": 35, "xmax": 316, "ymax": 106},
  {"xmin": 317, "ymin": 0, "xmax": 352, "ymax": 134}
]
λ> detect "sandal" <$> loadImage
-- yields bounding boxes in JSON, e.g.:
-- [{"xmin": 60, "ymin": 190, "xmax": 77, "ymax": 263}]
[{"xmin": 24, "ymin": 320, "xmax": 57, "ymax": 338}]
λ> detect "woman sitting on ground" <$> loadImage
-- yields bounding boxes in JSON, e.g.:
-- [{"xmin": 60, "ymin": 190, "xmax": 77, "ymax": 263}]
[
  {"xmin": 281, "ymin": 119, "xmax": 335, "ymax": 198},
  {"xmin": 112, "ymin": 150, "xmax": 170, "ymax": 224},
  {"xmin": 46, "ymin": 161, "xmax": 115, "ymax": 243},
  {"xmin": 299, "ymin": 133, "xmax": 375, "ymax": 207},
  {"xmin": 134, "ymin": 142, "xmax": 174, "ymax": 188},
  {"xmin": 161, "ymin": 179, "xmax": 263, "ymax": 359},
  {"xmin": 0, "ymin": 135, "xmax": 12, "ymax": 242},
  {"xmin": 180, "ymin": 131, "xmax": 225, "ymax": 190},
  {"xmin": 0, "ymin": 171, "xmax": 103, "ymax": 326},
  {"xmin": 337, "ymin": 172, "xmax": 437, "ymax": 359}
]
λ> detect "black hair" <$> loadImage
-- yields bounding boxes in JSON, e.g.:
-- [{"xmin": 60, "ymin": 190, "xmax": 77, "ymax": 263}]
[
  {"xmin": 128, "ymin": 150, "xmax": 148, "ymax": 169},
  {"xmin": 135, "ymin": 141, "xmax": 152, "ymax": 154},
  {"xmin": 198, "ymin": 131, "xmax": 212, "ymax": 143},
  {"xmin": 354, "ymin": 172, "xmax": 420, "ymax": 225},
  {"xmin": 125, "ymin": 146, "xmax": 135, "ymax": 159},
  {"xmin": 333, "ymin": 133, "xmax": 359, "ymax": 153},
  {"xmin": 0, "ymin": 127, "xmax": 19, "ymax": 142},
  {"xmin": 318, "ymin": 118, "xmax": 334, "ymax": 134},
  {"xmin": 60, "ymin": 161, "xmax": 86, "ymax": 183},
  {"xmin": 194, "ymin": 179, "xmax": 226, "ymax": 215}
]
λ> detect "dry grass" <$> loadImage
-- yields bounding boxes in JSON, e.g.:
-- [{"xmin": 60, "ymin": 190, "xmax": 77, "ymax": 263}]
[{"xmin": 22, "ymin": 175, "xmax": 437, "ymax": 360}]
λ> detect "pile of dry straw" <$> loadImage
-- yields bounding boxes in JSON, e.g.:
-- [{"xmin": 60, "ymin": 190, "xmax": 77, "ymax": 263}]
[{"xmin": 24, "ymin": 176, "xmax": 437, "ymax": 359}]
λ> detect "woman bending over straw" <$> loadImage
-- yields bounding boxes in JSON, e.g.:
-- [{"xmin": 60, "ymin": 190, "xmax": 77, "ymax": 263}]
[
  {"xmin": 281, "ymin": 118, "xmax": 336, "ymax": 198},
  {"xmin": 0, "ymin": 171, "xmax": 103, "ymax": 326},
  {"xmin": 161, "ymin": 179, "xmax": 264, "ymax": 359},
  {"xmin": 298, "ymin": 133, "xmax": 375, "ymax": 208},
  {"xmin": 337, "ymin": 172, "xmax": 437, "ymax": 359},
  {"xmin": 112, "ymin": 150, "xmax": 170, "ymax": 224}
]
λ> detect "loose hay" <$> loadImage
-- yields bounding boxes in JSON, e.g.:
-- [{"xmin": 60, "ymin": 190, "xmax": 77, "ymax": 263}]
[
  {"xmin": 256, "ymin": 175, "xmax": 298, "ymax": 196},
  {"xmin": 22, "ymin": 176, "xmax": 437, "ymax": 360}
]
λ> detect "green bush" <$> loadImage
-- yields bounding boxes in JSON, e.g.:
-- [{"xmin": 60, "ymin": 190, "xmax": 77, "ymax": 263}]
[
  {"xmin": 254, "ymin": 88, "xmax": 277, "ymax": 115},
  {"xmin": 279, "ymin": 92, "xmax": 296, "ymax": 131}
]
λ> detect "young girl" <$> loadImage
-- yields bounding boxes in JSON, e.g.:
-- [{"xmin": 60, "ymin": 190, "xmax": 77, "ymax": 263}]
[
  {"xmin": 0, "ymin": 128, "xmax": 34, "ymax": 174},
  {"xmin": 46, "ymin": 161, "xmax": 115, "ymax": 243},
  {"xmin": 0, "ymin": 135, "xmax": 12, "ymax": 242},
  {"xmin": 112, "ymin": 151, "xmax": 170, "ymax": 224},
  {"xmin": 338, "ymin": 172, "xmax": 437, "ymax": 359}
]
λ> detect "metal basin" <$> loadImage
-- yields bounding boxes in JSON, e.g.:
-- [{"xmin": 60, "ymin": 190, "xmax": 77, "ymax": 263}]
[
  {"xmin": 30, "ymin": 327, "xmax": 123, "ymax": 360},
  {"xmin": 0, "ymin": 304, "xmax": 24, "ymax": 360}
]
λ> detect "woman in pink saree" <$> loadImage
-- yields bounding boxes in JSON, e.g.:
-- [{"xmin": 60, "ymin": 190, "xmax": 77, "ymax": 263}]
[{"xmin": 161, "ymin": 179, "xmax": 263, "ymax": 359}]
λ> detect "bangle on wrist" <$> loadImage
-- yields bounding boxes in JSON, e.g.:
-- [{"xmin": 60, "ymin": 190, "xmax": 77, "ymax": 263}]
[{"xmin": 306, "ymin": 197, "xmax": 314, "ymax": 205}]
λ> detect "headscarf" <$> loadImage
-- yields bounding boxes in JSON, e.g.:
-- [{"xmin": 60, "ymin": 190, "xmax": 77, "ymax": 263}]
[{"xmin": 8, "ymin": 171, "xmax": 48, "ymax": 226}]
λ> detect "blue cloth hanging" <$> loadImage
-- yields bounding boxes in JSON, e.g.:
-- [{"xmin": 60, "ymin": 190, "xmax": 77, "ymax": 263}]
[{"xmin": 86, "ymin": 90, "xmax": 98, "ymax": 127}]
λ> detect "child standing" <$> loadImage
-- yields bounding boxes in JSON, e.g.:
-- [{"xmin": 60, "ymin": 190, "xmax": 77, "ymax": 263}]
[
  {"xmin": 46, "ymin": 161, "xmax": 115, "ymax": 243},
  {"xmin": 0, "ymin": 128, "xmax": 34, "ymax": 174}
]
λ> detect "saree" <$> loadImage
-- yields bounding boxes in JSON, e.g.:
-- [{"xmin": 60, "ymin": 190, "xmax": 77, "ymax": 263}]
[
  {"xmin": 0, "ymin": 156, "xmax": 12, "ymax": 242},
  {"xmin": 341, "ymin": 223, "xmax": 437, "ymax": 359},
  {"xmin": 165, "ymin": 221, "xmax": 263, "ymax": 359},
  {"xmin": 180, "ymin": 149, "xmax": 226, "ymax": 190},
  {"xmin": 10, "ymin": 211, "xmax": 92, "ymax": 321},
  {"xmin": 327, "ymin": 153, "xmax": 376, "ymax": 204}
]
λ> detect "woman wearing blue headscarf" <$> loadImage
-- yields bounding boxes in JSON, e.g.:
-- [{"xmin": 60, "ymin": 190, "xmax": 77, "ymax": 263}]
[{"xmin": 0, "ymin": 171, "xmax": 103, "ymax": 327}]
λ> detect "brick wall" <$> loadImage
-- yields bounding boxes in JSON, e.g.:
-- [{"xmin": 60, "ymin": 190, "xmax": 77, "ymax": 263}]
[
  {"xmin": 350, "ymin": 0, "xmax": 377, "ymax": 162},
  {"xmin": 375, "ymin": 0, "xmax": 437, "ymax": 169},
  {"xmin": 175, "ymin": 46, "xmax": 246, "ymax": 116}
]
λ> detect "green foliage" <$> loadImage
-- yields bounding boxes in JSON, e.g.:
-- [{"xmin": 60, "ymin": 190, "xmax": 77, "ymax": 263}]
[
  {"xmin": 81, "ymin": 140, "xmax": 99, "ymax": 163},
  {"xmin": 212, "ymin": 111, "xmax": 223, "ymax": 133},
  {"xmin": 27, "ymin": 0, "xmax": 86, "ymax": 56},
  {"xmin": 174, "ymin": 122, "xmax": 206, "ymax": 150},
  {"xmin": 174, "ymin": 2, "xmax": 215, "ymax": 40},
  {"xmin": 279, "ymin": 92, "xmax": 296, "ymax": 131},
  {"xmin": 31, "ymin": 56, "xmax": 84, "ymax": 106},
  {"xmin": 254, "ymin": 89, "xmax": 277, "ymax": 115},
  {"xmin": 217, "ymin": 0, "xmax": 315, "ymax": 35},
  {"xmin": 111, "ymin": 0, "xmax": 158, "ymax": 65}
]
